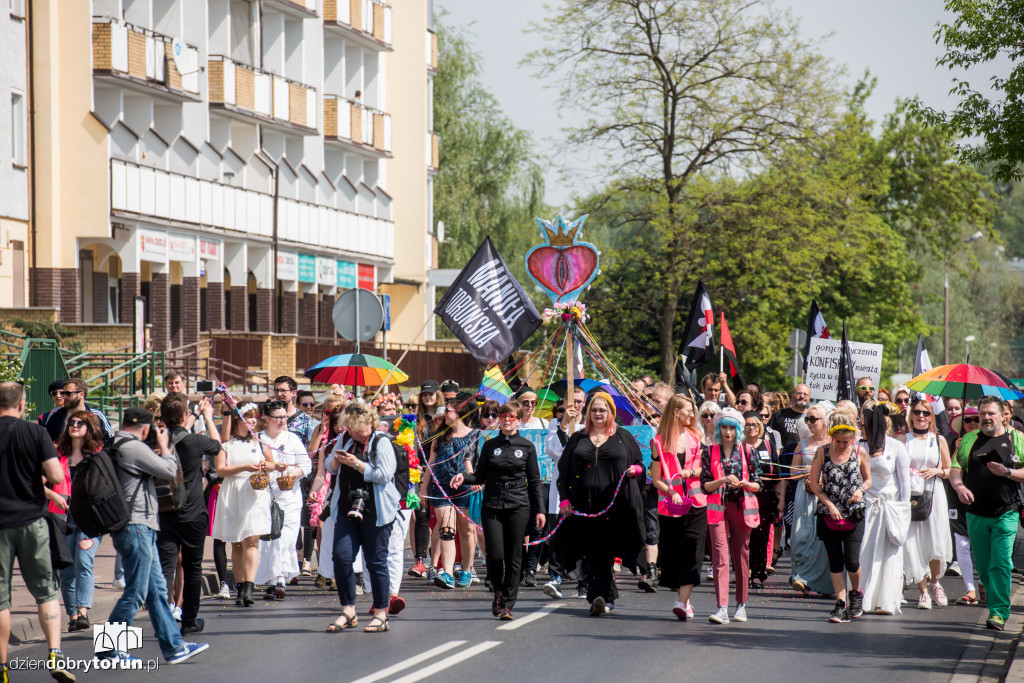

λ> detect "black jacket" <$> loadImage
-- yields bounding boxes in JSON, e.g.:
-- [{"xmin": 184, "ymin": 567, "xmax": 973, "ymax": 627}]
[{"xmin": 463, "ymin": 432, "xmax": 543, "ymax": 514}]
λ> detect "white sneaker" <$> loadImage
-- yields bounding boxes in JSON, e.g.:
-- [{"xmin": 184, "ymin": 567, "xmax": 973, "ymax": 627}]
[
  {"xmin": 216, "ymin": 582, "xmax": 232, "ymax": 599},
  {"xmin": 733, "ymin": 603, "xmax": 748, "ymax": 622},
  {"xmin": 112, "ymin": 578, "xmax": 126, "ymax": 590},
  {"xmin": 708, "ymin": 606, "xmax": 730, "ymax": 624},
  {"xmin": 917, "ymin": 593, "xmax": 932, "ymax": 610},
  {"xmin": 542, "ymin": 581, "xmax": 563, "ymax": 600},
  {"xmin": 171, "ymin": 605, "xmax": 183, "ymax": 622},
  {"xmin": 947, "ymin": 561, "xmax": 962, "ymax": 577},
  {"xmin": 685, "ymin": 602, "xmax": 694, "ymax": 620},
  {"xmin": 931, "ymin": 582, "xmax": 948, "ymax": 607},
  {"xmin": 706, "ymin": 567, "xmax": 714, "ymax": 581}
]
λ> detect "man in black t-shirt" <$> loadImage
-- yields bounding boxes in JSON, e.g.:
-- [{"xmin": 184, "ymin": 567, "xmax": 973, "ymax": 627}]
[
  {"xmin": 155, "ymin": 393, "xmax": 223, "ymax": 636},
  {"xmin": 768, "ymin": 384, "xmax": 810, "ymax": 448},
  {"xmin": 0, "ymin": 381, "xmax": 75, "ymax": 682}
]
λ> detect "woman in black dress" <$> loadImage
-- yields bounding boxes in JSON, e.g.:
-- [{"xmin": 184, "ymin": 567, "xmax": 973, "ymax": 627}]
[
  {"xmin": 450, "ymin": 400, "xmax": 545, "ymax": 620},
  {"xmin": 556, "ymin": 392, "xmax": 646, "ymax": 616}
]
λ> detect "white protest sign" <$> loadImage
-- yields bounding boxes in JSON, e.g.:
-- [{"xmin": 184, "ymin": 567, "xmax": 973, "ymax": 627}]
[{"xmin": 806, "ymin": 338, "xmax": 884, "ymax": 401}]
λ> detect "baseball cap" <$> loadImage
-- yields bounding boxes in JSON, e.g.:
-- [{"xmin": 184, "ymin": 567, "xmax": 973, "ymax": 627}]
[
  {"xmin": 122, "ymin": 407, "xmax": 154, "ymax": 427},
  {"xmin": 419, "ymin": 380, "xmax": 440, "ymax": 395},
  {"xmin": 440, "ymin": 379, "xmax": 460, "ymax": 394}
]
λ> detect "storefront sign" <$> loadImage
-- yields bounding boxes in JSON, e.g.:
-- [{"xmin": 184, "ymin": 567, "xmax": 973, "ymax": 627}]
[
  {"xmin": 277, "ymin": 251, "xmax": 298, "ymax": 281},
  {"xmin": 357, "ymin": 263, "xmax": 375, "ymax": 291},
  {"xmin": 298, "ymin": 254, "xmax": 316, "ymax": 283},
  {"xmin": 138, "ymin": 228, "xmax": 167, "ymax": 260},
  {"xmin": 200, "ymin": 239, "xmax": 220, "ymax": 259},
  {"xmin": 337, "ymin": 260, "xmax": 357, "ymax": 288},
  {"xmin": 168, "ymin": 234, "xmax": 196, "ymax": 261},
  {"xmin": 317, "ymin": 256, "xmax": 337, "ymax": 286}
]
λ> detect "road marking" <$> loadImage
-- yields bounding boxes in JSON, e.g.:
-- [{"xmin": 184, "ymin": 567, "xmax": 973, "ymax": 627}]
[
  {"xmin": 388, "ymin": 641, "xmax": 501, "ymax": 683},
  {"xmin": 495, "ymin": 601, "xmax": 566, "ymax": 631},
  {"xmin": 349, "ymin": 641, "xmax": 468, "ymax": 683}
]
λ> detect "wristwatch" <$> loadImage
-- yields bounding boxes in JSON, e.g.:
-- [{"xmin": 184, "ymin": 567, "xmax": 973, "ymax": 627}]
[{"xmin": 1005, "ymin": 468, "xmax": 1013, "ymax": 479}]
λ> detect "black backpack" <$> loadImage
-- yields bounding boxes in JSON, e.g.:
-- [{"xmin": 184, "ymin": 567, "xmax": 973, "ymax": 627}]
[
  {"xmin": 154, "ymin": 431, "xmax": 188, "ymax": 513},
  {"xmin": 70, "ymin": 436, "xmax": 143, "ymax": 537},
  {"xmin": 369, "ymin": 432, "xmax": 410, "ymax": 500}
]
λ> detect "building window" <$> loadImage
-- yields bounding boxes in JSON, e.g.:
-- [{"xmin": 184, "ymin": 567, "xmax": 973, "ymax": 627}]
[
  {"xmin": 10, "ymin": 0, "xmax": 25, "ymax": 19},
  {"xmin": 11, "ymin": 92, "xmax": 26, "ymax": 167}
]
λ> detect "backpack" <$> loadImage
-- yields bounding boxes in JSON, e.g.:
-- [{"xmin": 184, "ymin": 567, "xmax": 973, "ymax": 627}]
[
  {"xmin": 70, "ymin": 436, "xmax": 142, "ymax": 538},
  {"xmin": 154, "ymin": 430, "xmax": 188, "ymax": 513},
  {"xmin": 369, "ymin": 432, "xmax": 410, "ymax": 499}
]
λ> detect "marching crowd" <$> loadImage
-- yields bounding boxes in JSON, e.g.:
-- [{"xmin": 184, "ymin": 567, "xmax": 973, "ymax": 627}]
[{"xmin": 1, "ymin": 369, "xmax": 1023, "ymax": 681}]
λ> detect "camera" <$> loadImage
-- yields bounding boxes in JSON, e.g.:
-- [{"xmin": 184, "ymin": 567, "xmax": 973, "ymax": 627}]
[
  {"xmin": 195, "ymin": 380, "xmax": 215, "ymax": 394},
  {"xmin": 348, "ymin": 488, "xmax": 369, "ymax": 521}
]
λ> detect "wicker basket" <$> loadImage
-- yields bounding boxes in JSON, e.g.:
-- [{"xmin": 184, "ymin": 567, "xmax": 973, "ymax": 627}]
[
  {"xmin": 277, "ymin": 475, "xmax": 296, "ymax": 491},
  {"xmin": 250, "ymin": 472, "xmax": 270, "ymax": 490}
]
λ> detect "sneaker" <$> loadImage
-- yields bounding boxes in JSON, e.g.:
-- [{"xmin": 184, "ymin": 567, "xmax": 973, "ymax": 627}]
[
  {"xmin": 522, "ymin": 571, "xmax": 537, "ymax": 587},
  {"xmin": 848, "ymin": 589, "xmax": 864, "ymax": 618},
  {"xmin": 499, "ymin": 607, "xmax": 514, "ymax": 620},
  {"xmin": 590, "ymin": 596, "xmax": 606, "ymax": 616},
  {"xmin": 706, "ymin": 566, "xmax": 714, "ymax": 581},
  {"xmin": 274, "ymin": 584, "xmax": 287, "ymax": 600},
  {"xmin": 263, "ymin": 585, "xmax": 277, "ymax": 601},
  {"xmin": 180, "ymin": 618, "xmax": 205, "ymax": 635},
  {"xmin": 576, "ymin": 585, "xmax": 588, "ymax": 599},
  {"xmin": 733, "ymin": 603, "xmax": 747, "ymax": 622},
  {"xmin": 166, "ymin": 641, "xmax": 210, "ymax": 665},
  {"xmin": 672, "ymin": 601, "xmax": 687, "ymax": 621},
  {"xmin": 605, "ymin": 602, "xmax": 615, "ymax": 613},
  {"xmin": 456, "ymin": 570, "xmax": 473, "ymax": 588},
  {"xmin": 469, "ymin": 566, "xmax": 481, "ymax": 584},
  {"xmin": 612, "ymin": 558, "xmax": 622, "ymax": 573},
  {"xmin": 112, "ymin": 577, "xmax": 126, "ymax": 591},
  {"xmin": 434, "ymin": 571, "xmax": 455, "ymax": 589},
  {"xmin": 425, "ymin": 566, "xmax": 439, "ymax": 583},
  {"xmin": 409, "ymin": 559, "xmax": 427, "ymax": 578},
  {"xmin": 48, "ymin": 650, "xmax": 76, "ymax": 682},
  {"xmin": 790, "ymin": 577, "xmax": 809, "ymax": 595},
  {"xmin": 708, "ymin": 606, "xmax": 729, "ymax": 624},
  {"xmin": 829, "ymin": 600, "xmax": 850, "ymax": 623},
  {"xmin": 685, "ymin": 603, "xmax": 694, "ymax": 620},
  {"xmin": 492, "ymin": 595, "xmax": 502, "ymax": 617},
  {"xmin": 918, "ymin": 593, "xmax": 932, "ymax": 610},
  {"xmin": 947, "ymin": 561, "xmax": 961, "ymax": 577},
  {"xmin": 987, "ymin": 615, "xmax": 1006, "ymax": 631},
  {"xmin": 171, "ymin": 605, "xmax": 183, "ymax": 622},
  {"xmin": 542, "ymin": 580, "xmax": 563, "ymax": 600},
  {"xmin": 931, "ymin": 582, "xmax": 948, "ymax": 607},
  {"xmin": 300, "ymin": 559, "xmax": 312, "ymax": 576},
  {"xmin": 388, "ymin": 595, "xmax": 406, "ymax": 616}
]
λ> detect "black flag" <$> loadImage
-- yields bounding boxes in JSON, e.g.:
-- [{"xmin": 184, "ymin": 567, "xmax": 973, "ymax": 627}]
[
  {"xmin": 720, "ymin": 312, "xmax": 747, "ymax": 393},
  {"xmin": 679, "ymin": 280, "xmax": 715, "ymax": 370},
  {"xmin": 435, "ymin": 237, "xmax": 542, "ymax": 366},
  {"xmin": 675, "ymin": 358, "xmax": 700, "ymax": 402},
  {"xmin": 803, "ymin": 300, "xmax": 831, "ymax": 372},
  {"xmin": 837, "ymin": 321, "xmax": 857, "ymax": 402},
  {"xmin": 912, "ymin": 333, "xmax": 932, "ymax": 378}
]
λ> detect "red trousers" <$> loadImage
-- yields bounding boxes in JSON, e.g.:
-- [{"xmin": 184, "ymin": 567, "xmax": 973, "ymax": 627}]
[{"xmin": 709, "ymin": 500, "xmax": 753, "ymax": 607}]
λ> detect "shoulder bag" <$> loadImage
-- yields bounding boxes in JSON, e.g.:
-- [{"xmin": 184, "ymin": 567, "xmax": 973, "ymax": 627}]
[{"xmin": 910, "ymin": 435, "xmax": 937, "ymax": 522}]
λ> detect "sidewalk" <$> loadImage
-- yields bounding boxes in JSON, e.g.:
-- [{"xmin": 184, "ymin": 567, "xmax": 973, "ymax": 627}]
[{"xmin": 8, "ymin": 536, "xmax": 224, "ymax": 648}]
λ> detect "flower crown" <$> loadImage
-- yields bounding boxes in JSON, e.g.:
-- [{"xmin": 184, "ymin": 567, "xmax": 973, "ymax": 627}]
[
  {"xmin": 372, "ymin": 393, "xmax": 400, "ymax": 409},
  {"xmin": 828, "ymin": 424, "xmax": 857, "ymax": 436}
]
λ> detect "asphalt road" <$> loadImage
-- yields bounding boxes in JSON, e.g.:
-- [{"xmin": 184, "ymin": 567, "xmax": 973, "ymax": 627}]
[{"xmin": 8, "ymin": 558, "xmax": 999, "ymax": 683}]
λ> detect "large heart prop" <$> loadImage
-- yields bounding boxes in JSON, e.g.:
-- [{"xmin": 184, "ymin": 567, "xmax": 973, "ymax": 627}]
[{"xmin": 525, "ymin": 215, "xmax": 600, "ymax": 304}]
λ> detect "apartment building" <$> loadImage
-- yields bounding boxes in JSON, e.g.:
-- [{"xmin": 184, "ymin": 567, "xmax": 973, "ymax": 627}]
[
  {"xmin": 0, "ymin": 0, "xmax": 29, "ymax": 308},
  {"xmin": 24, "ymin": 0, "xmax": 438, "ymax": 356}
]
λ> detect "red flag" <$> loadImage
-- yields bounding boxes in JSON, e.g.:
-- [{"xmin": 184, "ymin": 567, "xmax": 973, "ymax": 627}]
[
  {"xmin": 803, "ymin": 300, "xmax": 831, "ymax": 372},
  {"xmin": 720, "ymin": 312, "xmax": 747, "ymax": 393}
]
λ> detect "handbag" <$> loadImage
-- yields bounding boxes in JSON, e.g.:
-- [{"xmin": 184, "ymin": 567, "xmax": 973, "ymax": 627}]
[
  {"xmin": 261, "ymin": 489, "xmax": 284, "ymax": 541},
  {"xmin": 910, "ymin": 476, "xmax": 935, "ymax": 522},
  {"xmin": 46, "ymin": 512, "xmax": 74, "ymax": 571},
  {"xmin": 823, "ymin": 515, "xmax": 855, "ymax": 532}
]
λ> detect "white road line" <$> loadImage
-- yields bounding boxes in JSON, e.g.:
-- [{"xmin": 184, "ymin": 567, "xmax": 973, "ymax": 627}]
[
  {"xmin": 349, "ymin": 641, "xmax": 468, "ymax": 683},
  {"xmin": 388, "ymin": 641, "xmax": 501, "ymax": 683},
  {"xmin": 495, "ymin": 601, "xmax": 566, "ymax": 631}
]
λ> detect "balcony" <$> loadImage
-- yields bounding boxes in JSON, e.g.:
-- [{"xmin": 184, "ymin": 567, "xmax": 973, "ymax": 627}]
[
  {"xmin": 109, "ymin": 159, "xmax": 394, "ymax": 260},
  {"xmin": 207, "ymin": 56, "xmax": 317, "ymax": 134},
  {"xmin": 427, "ymin": 28, "xmax": 438, "ymax": 73},
  {"xmin": 92, "ymin": 17, "xmax": 201, "ymax": 101},
  {"xmin": 264, "ymin": 0, "xmax": 318, "ymax": 19},
  {"xmin": 324, "ymin": 96, "xmax": 392, "ymax": 157},
  {"xmin": 323, "ymin": 0, "xmax": 392, "ymax": 50},
  {"xmin": 427, "ymin": 132, "xmax": 439, "ymax": 173}
]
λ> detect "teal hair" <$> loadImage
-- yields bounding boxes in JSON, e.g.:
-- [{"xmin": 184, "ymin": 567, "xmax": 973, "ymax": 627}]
[{"xmin": 715, "ymin": 415, "xmax": 743, "ymax": 443}]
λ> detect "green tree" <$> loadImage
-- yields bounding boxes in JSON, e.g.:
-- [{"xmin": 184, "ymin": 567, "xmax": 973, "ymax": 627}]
[
  {"xmin": 433, "ymin": 20, "xmax": 548, "ymax": 292},
  {"xmin": 525, "ymin": 0, "xmax": 842, "ymax": 380},
  {"xmin": 905, "ymin": 0, "xmax": 1024, "ymax": 183}
]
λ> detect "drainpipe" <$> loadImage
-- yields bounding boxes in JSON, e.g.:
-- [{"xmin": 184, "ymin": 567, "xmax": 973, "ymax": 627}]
[{"xmin": 27, "ymin": 0, "xmax": 37, "ymax": 300}]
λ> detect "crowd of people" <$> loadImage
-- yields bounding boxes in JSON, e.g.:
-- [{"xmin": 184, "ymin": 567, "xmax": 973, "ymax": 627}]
[{"xmin": 1, "ymin": 367, "xmax": 1023, "ymax": 681}]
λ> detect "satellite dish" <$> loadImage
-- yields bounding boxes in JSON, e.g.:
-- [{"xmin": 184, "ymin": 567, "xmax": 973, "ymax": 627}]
[{"xmin": 436, "ymin": 220, "xmax": 445, "ymax": 243}]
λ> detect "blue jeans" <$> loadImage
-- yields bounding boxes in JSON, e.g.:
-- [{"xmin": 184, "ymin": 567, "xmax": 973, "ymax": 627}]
[
  {"xmin": 60, "ymin": 531, "xmax": 101, "ymax": 616},
  {"xmin": 107, "ymin": 524, "xmax": 183, "ymax": 659},
  {"xmin": 333, "ymin": 507, "xmax": 393, "ymax": 610}
]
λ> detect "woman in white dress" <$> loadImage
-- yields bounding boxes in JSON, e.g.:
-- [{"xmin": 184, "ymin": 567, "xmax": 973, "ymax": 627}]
[
  {"xmin": 903, "ymin": 397, "xmax": 953, "ymax": 609},
  {"xmin": 256, "ymin": 400, "xmax": 312, "ymax": 599},
  {"xmin": 788, "ymin": 405, "xmax": 834, "ymax": 596},
  {"xmin": 858, "ymin": 402, "xmax": 911, "ymax": 615},
  {"xmin": 212, "ymin": 402, "xmax": 282, "ymax": 606}
]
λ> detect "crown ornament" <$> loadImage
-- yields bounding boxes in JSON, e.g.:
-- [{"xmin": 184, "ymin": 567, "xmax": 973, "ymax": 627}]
[{"xmin": 536, "ymin": 215, "xmax": 586, "ymax": 247}]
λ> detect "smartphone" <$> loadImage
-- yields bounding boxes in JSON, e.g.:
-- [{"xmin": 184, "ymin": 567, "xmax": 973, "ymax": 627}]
[{"xmin": 195, "ymin": 380, "xmax": 215, "ymax": 393}]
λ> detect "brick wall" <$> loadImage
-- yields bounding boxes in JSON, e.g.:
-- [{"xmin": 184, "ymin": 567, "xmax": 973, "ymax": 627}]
[
  {"xmin": 127, "ymin": 30, "xmax": 147, "ymax": 79},
  {"xmin": 324, "ymin": 98, "xmax": 337, "ymax": 137},
  {"xmin": 372, "ymin": 3, "xmax": 385, "ymax": 41},
  {"xmin": 236, "ymin": 66, "xmax": 255, "ymax": 112},
  {"xmin": 0, "ymin": 308, "xmax": 57, "ymax": 330},
  {"xmin": 163, "ymin": 42, "xmax": 182, "ymax": 90},
  {"xmin": 205, "ymin": 282, "xmax": 224, "ymax": 331},
  {"xmin": 324, "ymin": 0, "xmax": 337, "ymax": 22},
  {"xmin": 256, "ymin": 288, "xmax": 273, "ymax": 332},
  {"xmin": 350, "ymin": 104, "xmax": 362, "ymax": 143},
  {"xmin": 64, "ymin": 323, "xmax": 134, "ymax": 352},
  {"xmin": 299, "ymin": 292, "xmax": 318, "ymax": 338},
  {"xmin": 150, "ymin": 272, "xmax": 170, "ymax": 351},
  {"xmin": 229, "ymin": 286, "xmax": 248, "ymax": 331},
  {"xmin": 182, "ymin": 277, "xmax": 200, "ymax": 347},
  {"xmin": 92, "ymin": 23, "xmax": 112, "ymax": 70},
  {"xmin": 351, "ymin": 0, "xmax": 361, "ymax": 29},
  {"xmin": 279, "ymin": 289, "xmax": 298, "ymax": 335},
  {"xmin": 372, "ymin": 113, "xmax": 384, "ymax": 150},
  {"xmin": 92, "ymin": 272, "xmax": 108, "ymax": 323},
  {"xmin": 170, "ymin": 283, "xmax": 182, "ymax": 348},
  {"xmin": 265, "ymin": 334, "xmax": 297, "ymax": 380},
  {"xmin": 318, "ymin": 294, "xmax": 336, "ymax": 338},
  {"xmin": 208, "ymin": 59, "xmax": 224, "ymax": 101},
  {"xmin": 59, "ymin": 270, "xmax": 80, "ymax": 324},
  {"xmin": 289, "ymin": 83, "xmax": 307, "ymax": 128},
  {"xmin": 119, "ymin": 272, "xmax": 140, "ymax": 324}
]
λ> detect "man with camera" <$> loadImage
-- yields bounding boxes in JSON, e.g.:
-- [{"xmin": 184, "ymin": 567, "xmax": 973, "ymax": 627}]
[{"xmin": 949, "ymin": 395, "xmax": 1024, "ymax": 632}]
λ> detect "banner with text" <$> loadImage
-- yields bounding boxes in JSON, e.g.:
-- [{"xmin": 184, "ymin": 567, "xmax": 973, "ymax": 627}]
[{"xmin": 807, "ymin": 338, "xmax": 883, "ymax": 401}]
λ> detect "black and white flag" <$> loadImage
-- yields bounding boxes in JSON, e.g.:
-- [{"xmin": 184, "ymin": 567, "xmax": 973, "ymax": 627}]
[
  {"xmin": 679, "ymin": 280, "xmax": 715, "ymax": 370},
  {"xmin": 435, "ymin": 237, "xmax": 542, "ymax": 366}
]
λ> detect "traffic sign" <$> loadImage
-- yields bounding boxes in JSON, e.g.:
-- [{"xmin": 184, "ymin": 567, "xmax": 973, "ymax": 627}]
[{"xmin": 333, "ymin": 289, "xmax": 384, "ymax": 343}]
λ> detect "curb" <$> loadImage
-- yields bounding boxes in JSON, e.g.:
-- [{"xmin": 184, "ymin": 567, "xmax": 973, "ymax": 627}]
[{"xmin": 952, "ymin": 574, "xmax": 1024, "ymax": 682}]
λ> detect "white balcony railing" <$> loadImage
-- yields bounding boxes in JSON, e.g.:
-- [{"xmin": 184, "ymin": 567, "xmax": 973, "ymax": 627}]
[
  {"xmin": 92, "ymin": 17, "xmax": 200, "ymax": 96},
  {"xmin": 324, "ymin": 96, "xmax": 392, "ymax": 154},
  {"xmin": 208, "ymin": 56, "xmax": 318, "ymax": 131},
  {"xmin": 109, "ymin": 159, "xmax": 393, "ymax": 259}
]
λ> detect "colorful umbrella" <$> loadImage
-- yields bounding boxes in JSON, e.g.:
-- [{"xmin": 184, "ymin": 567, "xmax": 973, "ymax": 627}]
[
  {"xmin": 304, "ymin": 353, "xmax": 409, "ymax": 387},
  {"xmin": 479, "ymin": 366, "xmax": 513, "ymax": 405},
  {"xmin": 906, "ymin": 364, "xmax": 1024, "ymax": 401}
]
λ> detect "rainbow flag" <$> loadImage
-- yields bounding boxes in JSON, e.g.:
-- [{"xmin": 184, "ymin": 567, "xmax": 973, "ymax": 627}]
[{"xmin": 479, "ymin": 366, "xmax": 513, "ymax": 404}]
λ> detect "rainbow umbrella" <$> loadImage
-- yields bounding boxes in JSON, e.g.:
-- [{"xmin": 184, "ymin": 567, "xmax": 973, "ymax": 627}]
[
  {"xmin": 304, "ymin": 353, "xmax": 408, "ymax": 387},
  {"xmin": 906, "ymin": 364, "xmax": 1024, "ymax": 401},
  {"xmin": 479, "ymin": 366, "xmax": 513, "ymax": 405}
]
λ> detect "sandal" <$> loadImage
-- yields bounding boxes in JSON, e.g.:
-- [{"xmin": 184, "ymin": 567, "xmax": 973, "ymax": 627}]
[
  {"xmin": 955, "ymin": 593, "xmax": 979, "ymax": 605},
  {"xmin": 325, "ymin": 614, "xmax": 358, "ymax": 632},
  {"xmin": 364, "ymin": 615, "xmax": 390, "ymax": 633}
]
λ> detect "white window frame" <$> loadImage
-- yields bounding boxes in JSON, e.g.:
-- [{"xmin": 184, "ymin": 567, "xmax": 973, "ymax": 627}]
[
  {"xmin": 11, "ymin": 90, "xmax": 26, "ymax": 167},
  {"xmin": 10, "ymin": 0, "xmax": 25, "ymax": 19}
]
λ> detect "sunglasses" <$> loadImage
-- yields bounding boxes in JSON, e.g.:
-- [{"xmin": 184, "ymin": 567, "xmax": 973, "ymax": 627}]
[
  {"xmin": 519, "ymin": 400, "xmax": 536, "ymax": 406},
  {"xmin": 300, "ymin": 401, "xmax": 316, "ymax": 408},
  {"xmin": 858, "ymin": 385, "xmax": 875, "ymax": 391},
  {"xmin": 702, "ymin": 413, "xmax": 715, "ymax": 419},
  {"xmin": 499, "ymin": 413, "xmax": 517, "ymax": 420},
  {"xmin": 482, "ymin": 412, "xmax": 499, "ymax": 419},
  {"xmin": 911, "ymin": 410, "xmax": 931, "ymax": 417},
  {"xmin": 67, "ymin": 419, "xmax": 87, "ymax": 429},
  {"xmin": 59, "ymin": 390, "xmax": 82, "ymax": 397},
  {"xmin": 736, "ymin": 399, "xmax": 750, "ymax": 406},
  {"xmin": 50, "ymin": 391, "xmax": 62, "ymax": 397},
  {"xmin": 744, "ymin": 423, "xmax": 760, "ymax": 429},
  {"xmin": 964, "ymin": 416, "xmax": 980, "ymax": 423},
  {"xmin": 895, "ymin": 398, "xmax": 910, "ymax": 405},
  {"xmin": 760, "ymin": 414, "xmax": 770, "ymax": 420},
  {"xmin": 805, "ymin": 416, "xmax": 820, "ymax": 424},
  {"xmin": 554, "ymin": 408, "xmax": 565, "ymax": 415}
]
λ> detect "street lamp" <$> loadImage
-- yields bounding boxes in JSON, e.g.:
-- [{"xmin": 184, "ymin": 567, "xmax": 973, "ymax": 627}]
[
  {"xmin": 944, "ymin": 232, "xmax": 985, "ymax": 364},
  {"xmin": 965, "ymin": 335, "xmax": 976, "ymax": 363}
]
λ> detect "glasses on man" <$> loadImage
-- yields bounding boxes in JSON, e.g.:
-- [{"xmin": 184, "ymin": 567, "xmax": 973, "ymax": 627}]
[
  {"xmin": 736, "ymin": 399, "xmax": 750, "ymax": 406},
  {"xmin": 67, "ymin": 419, "xmax": 87, "ymax": 429},
  {"xmin": 269, "ymin": 414, "xmax": 288, "ymax": 421},
  {"xmin": 59, "ymin": 390, "xmax": 82, "ymax": 397},
  {"xmin": 300, "ymin": 401, "xmax": 316, "ymax": 408},
  {"xmin": 499, "ymin": 414, "xmax": 517, "ymax": 420},
  {"xmin": 857, "ymin": 385, "xmax": 875, "ymax": 392},
  {"xmin": 911, "ymin": 410, "xmax": 931, "ymax": 417}
]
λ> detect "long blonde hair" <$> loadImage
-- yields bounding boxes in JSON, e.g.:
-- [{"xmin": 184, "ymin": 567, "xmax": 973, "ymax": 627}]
[{"xmin": 657, "ymin": 394, "xmax": 699, "ymax": 454}]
